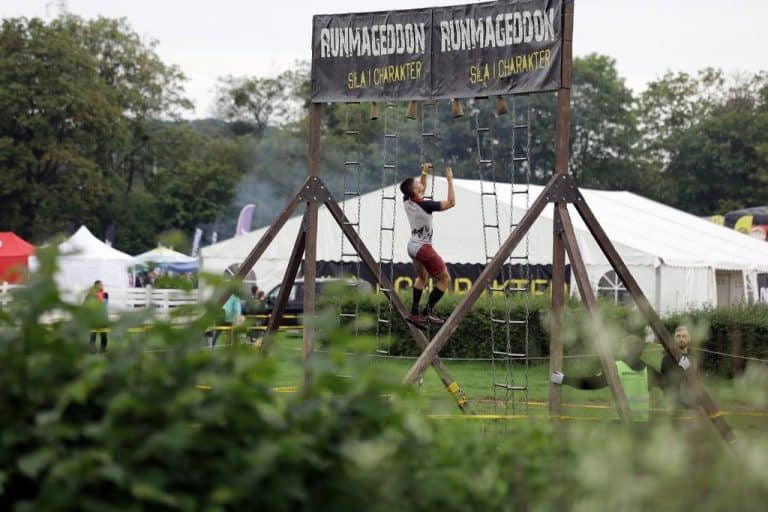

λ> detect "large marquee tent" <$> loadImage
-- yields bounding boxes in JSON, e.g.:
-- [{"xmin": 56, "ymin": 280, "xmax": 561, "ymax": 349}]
[{"xmin": 201, "ymin": 179, "xmax": 768, "ymax": 313}]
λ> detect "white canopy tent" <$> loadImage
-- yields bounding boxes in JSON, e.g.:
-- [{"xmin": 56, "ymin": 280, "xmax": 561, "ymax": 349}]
[
  {"xmin": 133, "ymin": 246, "xmax": 199, "ymax": 273},
  {"xmin": 201, "ymin": 179, "xmax": 768, "ymax": 313},
  {"xmin": 56, "ymin": 226, "xmax": 133, "ymax": 295}
]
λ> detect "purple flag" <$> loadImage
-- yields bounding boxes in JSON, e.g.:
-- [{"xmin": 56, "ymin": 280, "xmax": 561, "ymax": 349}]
[{"xmin": 235, "ymin": 204, "xmax": 255, "ymax": 237}]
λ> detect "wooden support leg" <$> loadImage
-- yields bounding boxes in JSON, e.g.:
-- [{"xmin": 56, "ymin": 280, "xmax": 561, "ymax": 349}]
[
  {"xmin": 302, "ymin": 202, "xmax": 318, "ymax": 388},
  {"xmin": 402, "ymin": 174, "xmax": 558, "ymax": 385},
  {"xmin": 557, "ymin": 204, "xmax": 633, "ymax": 425},
  {"xmin": 549, "ymin": 207, "xmax": 566, "ymax": 419},
  {"xmin": 324, "ymin": 199, "xmax": 470, "ymax": 412},
  {"xmin": 572, "ymin": 195, "xmax": 736, "ymax": 442},
  {"xmin": 258, "ymin": 213, "xmax": 307, "ymax": 352}
]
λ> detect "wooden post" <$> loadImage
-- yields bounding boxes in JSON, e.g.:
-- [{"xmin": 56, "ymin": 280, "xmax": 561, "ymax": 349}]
[
  {"xmin": 303, "ymin": 103, "xmax": 322, "ymax": 388},
  {"xmin": 402, "ymin": 174, "xmax": 558, "ymax": 385},
  {"xmin": 549, "ymin": 0, "xmax": 574, "ymax": 420},
  {"xmin": 263, "ymin": 216, "xmax": 307, "ymax": 347},
  {"xmin": 557, "ymin": 204, "xmax": 632, "ymax": 425},
  {"xmin": 573, "ymin": 196, "xmax": 736, "ymax": 442}
]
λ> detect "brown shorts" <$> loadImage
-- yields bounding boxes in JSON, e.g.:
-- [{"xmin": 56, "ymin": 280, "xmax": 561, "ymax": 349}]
[{"xmin": 410, "ymin": 243, "xmax": 447, "ymax": 277}]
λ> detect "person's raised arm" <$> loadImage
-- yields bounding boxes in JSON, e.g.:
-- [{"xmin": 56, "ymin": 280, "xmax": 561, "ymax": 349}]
[
  {"xmin": 440, "ymin": 167, "xmax": 455, "ymax": 210},
  {"xmin": 420, "ymin": 162, "xmax": 431, "ymax": 191}
]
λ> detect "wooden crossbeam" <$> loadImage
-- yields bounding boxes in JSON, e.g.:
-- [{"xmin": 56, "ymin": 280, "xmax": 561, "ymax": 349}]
[
  {"xmin": 556, "ymin": 203, "xmax": 632, "ymax": 425},
  {"xmin": 402, "ymin": 173, "xmax": 559, "ymax": 384},
  {"xmin": 572, "ymin": 191, "xmax": 736, "ymax": 442}
]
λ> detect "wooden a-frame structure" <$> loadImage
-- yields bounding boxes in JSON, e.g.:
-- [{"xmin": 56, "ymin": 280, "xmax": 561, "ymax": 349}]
[{"xmin": 229, "ymin": 1, "xmax": 734, "ymax": 442}]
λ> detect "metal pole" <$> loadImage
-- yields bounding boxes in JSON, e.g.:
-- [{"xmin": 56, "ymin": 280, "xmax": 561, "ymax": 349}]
[
  {"xmin": 549, "ymin": 0, "xmax": 574, "ymax": 419},
  {"xmin": 303, "ymin": 103, "xmax": 322, "ymax": 387}
]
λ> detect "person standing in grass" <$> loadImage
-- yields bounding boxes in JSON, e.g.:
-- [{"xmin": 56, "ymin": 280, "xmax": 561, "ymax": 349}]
[
  {"xmin": 206, "ymin": 294, "xmax": 242, "ymax": 347},
  {"xmin": 551, "ymin": 331, "xmax": 694, "ymax": 421},
  {"xmin": 86, "ymin": 280, "xmax": 109, "ymax": 353}
]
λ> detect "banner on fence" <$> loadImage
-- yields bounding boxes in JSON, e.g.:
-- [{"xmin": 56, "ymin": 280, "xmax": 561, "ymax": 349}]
[
  {"xmin": 315, "ymin": 261, "xmax": 570, "ymax": 296},
  {"xmin": 311, "ymin": 0, "xmax": 563, "ymax": 101}
]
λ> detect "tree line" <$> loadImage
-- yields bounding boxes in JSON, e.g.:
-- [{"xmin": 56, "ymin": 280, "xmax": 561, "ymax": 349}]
[{"xmin": 1, "ymin": 15, "xmax": 767, "ymax": 254}]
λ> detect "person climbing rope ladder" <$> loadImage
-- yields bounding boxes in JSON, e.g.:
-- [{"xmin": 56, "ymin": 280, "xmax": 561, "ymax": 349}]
[{"xmin": 400, "ymin": 162, "xmax": 455, "ymax": 329}]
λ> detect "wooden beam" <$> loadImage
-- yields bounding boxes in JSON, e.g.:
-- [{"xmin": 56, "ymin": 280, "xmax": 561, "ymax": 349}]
[
  {"xmin": 302, "ymin": 103, "xmax": 322, "ymax": 388},
  {"xmin": 324, "ymin": 198, "xmax": 470, "ymax": 412},
  {"xmin": 549, "ymin": 0, "xmax": 575, "ymax": 421},
  {"xmin": 263, "ymin": 215, "xmax": 307, "ymax": 345},
  {"xmin": 402, "ymin": 174, "xmax": 560, "ymax": 385},
  {"xmin": 231, "ymin": 191, "xmax": 304, "ymax": 283},
  {"xmin": 557, "ymin": 204, "xmax": 632, "ymax": 425},
  {"xmin": 549, "ymin": 210, "xmax": 566, "ymax": 418},
  {"xmin": 572, "ymin": 195, "xmax": 736, "ymax": 442}
]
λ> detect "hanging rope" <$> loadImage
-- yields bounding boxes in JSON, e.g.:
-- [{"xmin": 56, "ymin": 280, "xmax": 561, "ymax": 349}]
[
  {"xmin": 375, "ymin": 102, "xmax": 400, "ymax": 354},
  {"xmin": 339, "ymin": 103, "xmax": 364, "ymax": 334}
]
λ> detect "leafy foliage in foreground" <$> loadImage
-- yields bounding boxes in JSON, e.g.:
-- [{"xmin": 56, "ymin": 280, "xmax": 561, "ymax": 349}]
[{"xmin": 1, "ymin": 252, "xmax": 768, "ymax": 510}]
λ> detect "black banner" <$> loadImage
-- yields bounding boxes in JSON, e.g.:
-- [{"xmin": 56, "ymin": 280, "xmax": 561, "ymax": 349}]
[
  {"xmin": 311, "ymin": 0, "xmax": 563, "ymax": 102},
  {"xmin": 315, "ymin": 261, "xmax": 570, "ymax": 296}
]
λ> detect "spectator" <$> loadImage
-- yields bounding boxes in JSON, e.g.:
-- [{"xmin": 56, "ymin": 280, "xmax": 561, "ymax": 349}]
[
  {"xmin": 551, "ymin": 335, "xmax": 651, "ymax": 421},
  {"xmin": 653, "ymin": 325, "xmax": 696, "ymax": 411},
  {"xmin": 206, "ymin": 294, "xmax": 242, "ymax": 347},
  {"xmin": 85, "ymin": 280, "xmax": 109, "ymax": 352}
]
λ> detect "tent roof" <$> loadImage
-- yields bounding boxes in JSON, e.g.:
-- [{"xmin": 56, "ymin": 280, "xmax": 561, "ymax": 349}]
[
  {"xmin": 201, "ymin": 179, "xmax": 768, "ymax": 278},
  {"xmin": 59, "ymin": 226, "xmax": 132, "ymax": 261},
  {"xmin": 133, "ymin": 246, "xmax": 197, "ymax": 265},
  {"xmin": 0, "ymin": 232, "xmax": 35, "ymax": 257}
]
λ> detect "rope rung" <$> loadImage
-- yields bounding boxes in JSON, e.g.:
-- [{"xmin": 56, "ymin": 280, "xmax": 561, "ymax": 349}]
[
  {"xmin": 345, "ymin": 130, "xmax": 360, "ymax": 135},
  {"xmin": 339, "ymin": 313, "xmax": 357, "ymax": 318},
  {"xmin": 377, "ymin": 318, "xmax": 391, "ymax": 324},
  {"xmin": 344, "ymin": 191, "xmax": 360, "ymax": 197},
  {"xmin": 384, "ymin": 134, "xmax": 397, "ymax": 139},
  {"xmin": 476, "ymin": 127, "xmax": 490, "ymax": 132},
  {"xmin": 494, "ymin": 383, "xmax": 528, "ymax": 391},
  {"xmin": 479, "ymin": 159, "xmax": 494, "ymax": 165},
  {"xmin": 345, "ymin": 161, "xmax": 360, "ymax": 166},
  {"xmin": 512, "ymin": 156, "xmax": 528, "ymax": 162},
  {"xmin": 383, "ymin": 164, "xmax": 396, "ymax": 169},
  {"xmin": 512, "ymin": 124, "xmax": 528, "ymax": 130},
  {"xmin": 492, "ymin": 350, "xmax": 528, "ymax": 358},
  {"xmin": 490, "ymin": 318, "xmax": 527, "ymax": 325},
  {"xmin": 483, "ymin": 224, "xmax": 500, "ymax": 229}
]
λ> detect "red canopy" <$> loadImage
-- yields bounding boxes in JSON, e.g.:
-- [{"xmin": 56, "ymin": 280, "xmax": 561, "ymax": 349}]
[{"xmin": 0, "ymin": 232, "xmax": 35, "ymax": 283}]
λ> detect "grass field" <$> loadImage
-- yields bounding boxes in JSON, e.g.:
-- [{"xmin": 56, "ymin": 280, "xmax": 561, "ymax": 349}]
[{"xmin": 260, "ymin": 333, "xmax": 768, "ymax": 437}]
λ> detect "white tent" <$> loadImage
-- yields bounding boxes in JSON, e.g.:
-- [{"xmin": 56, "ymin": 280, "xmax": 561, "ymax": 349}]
[
  {"xmin": 201, "ymin": 179, "xmax": 768, "ymax": 313},
  {"xmin": 56, "ymin": 226, "xmax": 133, "ymax": 294},
  {"xmin": 133, "ymin": 246, "xmax": 199, "ymax": 273}
]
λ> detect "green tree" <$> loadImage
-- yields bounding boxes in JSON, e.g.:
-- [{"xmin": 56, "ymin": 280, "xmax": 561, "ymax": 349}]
[{"xmin": 0, "ymin": 16, "xmax": 190, "ymax": 243}]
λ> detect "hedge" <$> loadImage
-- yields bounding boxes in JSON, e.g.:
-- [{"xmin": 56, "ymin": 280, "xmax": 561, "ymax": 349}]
[{"xmin": 327, "ymin": 291, "xmax": 768, "ymax": 377}]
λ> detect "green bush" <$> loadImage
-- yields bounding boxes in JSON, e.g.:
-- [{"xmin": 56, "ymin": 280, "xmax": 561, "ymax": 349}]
[
  {"xmin": 2, "ymin": 250, "xmax": 768, "ymax": 510},
  {"xmin": 327, "ymin": 292, "xmax": 768, "ymax": 377}
]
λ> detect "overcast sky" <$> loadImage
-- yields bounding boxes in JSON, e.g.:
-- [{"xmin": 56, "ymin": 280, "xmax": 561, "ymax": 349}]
[{"xmin": 3, "ymin": 0, "xmax": 767, "ymax": 118}]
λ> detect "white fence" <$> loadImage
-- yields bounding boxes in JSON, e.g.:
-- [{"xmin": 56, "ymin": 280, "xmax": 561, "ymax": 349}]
[{"xmin": 1, "ymin": 282, "xmax": 199, "ymax": 318}]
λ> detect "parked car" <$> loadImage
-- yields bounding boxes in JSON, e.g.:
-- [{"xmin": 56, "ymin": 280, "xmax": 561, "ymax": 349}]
[{"xmin": 251, "ymin": 277, "xmax": 374, "ymax": 329}]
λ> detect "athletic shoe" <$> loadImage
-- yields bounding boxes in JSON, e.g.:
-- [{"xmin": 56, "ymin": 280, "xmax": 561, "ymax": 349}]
[
  {"xmin": 423, "ymin": 312, "xmax": 445, "ymax": 325},
  {"xmin": 406, "ymin": 313, "xmax": 428, "ymax": 330}
]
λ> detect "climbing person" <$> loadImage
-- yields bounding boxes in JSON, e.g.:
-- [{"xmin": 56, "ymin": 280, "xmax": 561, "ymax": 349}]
[{"xmin": 399, "ymin": 162, "xmax": 455, "ymax": 329}]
